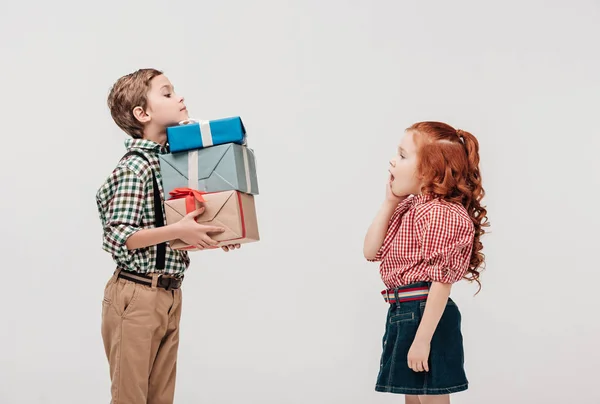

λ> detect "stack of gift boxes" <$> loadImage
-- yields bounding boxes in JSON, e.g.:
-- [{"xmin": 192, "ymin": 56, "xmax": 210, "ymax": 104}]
[{"xmin": 158, "ymin": 116, "xmax": 260, "ymax": 250}]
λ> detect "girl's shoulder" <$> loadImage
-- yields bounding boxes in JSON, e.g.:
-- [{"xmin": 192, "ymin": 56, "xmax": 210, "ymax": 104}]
[{"xmin": 413, "ymin": 196, "xmax": 472, "ymax": 228}]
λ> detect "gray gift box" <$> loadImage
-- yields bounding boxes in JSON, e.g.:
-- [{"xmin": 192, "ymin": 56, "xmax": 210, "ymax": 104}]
[{"xmin": 159, "ymin": 143, "xmax": 259, "ymax": 196}]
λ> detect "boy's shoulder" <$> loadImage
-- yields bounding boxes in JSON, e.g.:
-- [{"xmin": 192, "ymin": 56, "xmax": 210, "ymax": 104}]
[
  {"xmin": 114, "ymin": 138, "xmax": 166, "ymax": 179},
  {"xmin": 117, "ymin": 150, "xmax": 155, "ymax": 180},
  {"xmin": 97, "ymin": 150, "xmax": 154, "ymax": 192},
  {"xmin": 96, "ymin": 139, "xmax": 165, "ymax": 199}
]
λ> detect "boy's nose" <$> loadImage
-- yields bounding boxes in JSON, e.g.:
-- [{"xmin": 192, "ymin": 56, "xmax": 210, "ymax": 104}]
[{"xmin": 389, "ymin": 160, "xmax": 396, "ymax": 167}]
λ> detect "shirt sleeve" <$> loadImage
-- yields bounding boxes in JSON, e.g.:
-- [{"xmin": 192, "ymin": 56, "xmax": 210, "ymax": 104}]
[
  {"xmin": 99, "ymin": 166, "xmax": 145, "ymax": 260},
  {"xmin": 419, "ymin": 205, "xmax": 474, "ymax": 283},
  {"xmin": 366, "ymin": 197, "xmax": 414, "ymax": 262}
]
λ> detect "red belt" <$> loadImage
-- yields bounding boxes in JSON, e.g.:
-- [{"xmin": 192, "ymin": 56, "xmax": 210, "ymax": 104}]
[{"xmin": 381, "ymin": 286, "xmax": 429, "ymax": 304}]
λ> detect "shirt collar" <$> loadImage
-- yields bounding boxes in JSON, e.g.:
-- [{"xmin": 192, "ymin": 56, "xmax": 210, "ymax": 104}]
[
  {"xmin": 410, "ymin": 193, "xmax": 436, "ymax": 206},
  {"xmin": 125, "ymin": 138, "xmax": 169, "ymax": 154}
]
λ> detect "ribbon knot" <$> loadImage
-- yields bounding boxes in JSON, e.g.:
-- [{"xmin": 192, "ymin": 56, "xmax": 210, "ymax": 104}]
[{"xmin": 169, "ymin": 187, "xmax": 206, "ymax": 213}]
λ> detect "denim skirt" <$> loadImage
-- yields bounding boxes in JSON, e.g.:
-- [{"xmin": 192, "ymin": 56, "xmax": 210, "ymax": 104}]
[{"xmin": 375, "ymin": 282, "xmax": 469, "ymax": 395}]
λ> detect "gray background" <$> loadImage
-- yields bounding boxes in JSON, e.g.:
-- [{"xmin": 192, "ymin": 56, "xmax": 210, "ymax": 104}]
[{"xmin": 1, "ymin": 1, "xmax": 599, "ymax": 403}]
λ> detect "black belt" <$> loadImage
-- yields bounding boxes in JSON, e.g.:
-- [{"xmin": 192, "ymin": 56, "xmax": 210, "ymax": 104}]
[{"xmin": 117, "ymin": 270, "xmax": 183, "ymax": 290}]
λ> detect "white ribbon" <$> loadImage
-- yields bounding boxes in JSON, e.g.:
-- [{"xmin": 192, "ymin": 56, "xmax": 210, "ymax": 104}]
[
  {"xmin": 179, "ymin": 118, "xmax": 213, "ymax": 148},
  {"xmin": 188, "ymin": 150, "xmax": 198, "ymax": 189},
  {"xmin": 199, "ymin": 120, "xmax": 213, "ymax": 147},
  {"xmin": 242, "ymin": 147, "xmax": 252, "ymax": 194}
]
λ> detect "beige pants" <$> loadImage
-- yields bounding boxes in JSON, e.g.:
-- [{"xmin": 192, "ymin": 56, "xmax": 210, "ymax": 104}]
[{"xmin": 101, "ymin": 271, "xmax": 183, "ymax": 404}]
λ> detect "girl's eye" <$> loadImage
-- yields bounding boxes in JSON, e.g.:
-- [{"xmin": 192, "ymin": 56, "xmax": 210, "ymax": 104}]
[{"xmin": 165, "ymin": 93, "xmax": 172, "ymax": 98}]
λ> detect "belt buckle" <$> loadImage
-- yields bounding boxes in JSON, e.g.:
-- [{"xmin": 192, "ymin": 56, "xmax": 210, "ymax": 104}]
[
  {"xmin": 157, "ymin": 274, "xmax": 173, "ymax": 291},
  {"xmin": 165, "ymin": 276, "xmax": 177, "ymax": 291}
]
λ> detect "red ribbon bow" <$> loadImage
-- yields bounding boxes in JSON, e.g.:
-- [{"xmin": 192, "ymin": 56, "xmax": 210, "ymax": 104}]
[{"xmin": 168, "ymin": 187, "xmax": 207, "ymax": 213}]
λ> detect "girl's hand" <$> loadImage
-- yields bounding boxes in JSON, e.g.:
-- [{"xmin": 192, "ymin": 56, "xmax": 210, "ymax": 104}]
[
  {"xmin": 407, "ymin": 339, "xmax": 430, "ymax": 372},
  {"xmin": 222, "ymin": 244, "xmax": 241, "ymax": 252}
]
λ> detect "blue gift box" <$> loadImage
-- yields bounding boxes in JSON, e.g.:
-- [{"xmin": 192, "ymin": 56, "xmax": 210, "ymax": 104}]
[{"xmin": 166, "ymin": 117, "xmax": 246, "ymax": 153}]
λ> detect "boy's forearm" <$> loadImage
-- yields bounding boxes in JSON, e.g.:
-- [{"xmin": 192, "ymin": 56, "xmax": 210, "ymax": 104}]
[
  {"xmin": 363, "ymin": 200, "xmax": 401, "ymax": 259},
  {"xmin": 125, "ymin": 223, "xmax": 181, "ymax": 250},
  {"xmin": 414, "ymin": 282, "xmax": 452, "ymax": 343}
]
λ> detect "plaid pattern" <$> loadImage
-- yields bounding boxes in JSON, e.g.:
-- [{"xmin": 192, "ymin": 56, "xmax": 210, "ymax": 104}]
[
  {"xmin": 368, "ymin": 194, "xmax": 474, "ymax": 288},
  {"xmin": 96, "ymin": 139, "xmax": 190, "ymax": 275}
]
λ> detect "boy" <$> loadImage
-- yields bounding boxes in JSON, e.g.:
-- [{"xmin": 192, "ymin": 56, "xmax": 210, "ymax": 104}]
[{"xmin": 96, "ymin": 68, "xmax": 241, "ymax": 404}]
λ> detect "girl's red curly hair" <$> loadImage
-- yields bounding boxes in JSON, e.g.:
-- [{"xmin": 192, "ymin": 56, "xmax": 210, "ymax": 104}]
[{"xmin": 408, "ymin": 121, "xmax": 489, "ymax": 290}]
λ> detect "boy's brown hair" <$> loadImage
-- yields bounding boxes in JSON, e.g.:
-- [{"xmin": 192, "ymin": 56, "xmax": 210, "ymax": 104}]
[{"xmin": 107, "ymin": 68, "xmax": 163, "ymax": 139}]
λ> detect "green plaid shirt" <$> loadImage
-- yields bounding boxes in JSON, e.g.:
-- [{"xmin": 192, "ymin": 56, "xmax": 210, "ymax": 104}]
[{"xmin": 96, "ymin": 138, "xmax": 190, "ymax": 275}]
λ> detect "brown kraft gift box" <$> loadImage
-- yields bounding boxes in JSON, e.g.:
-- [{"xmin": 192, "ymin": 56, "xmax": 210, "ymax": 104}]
[{"xmin": 164, "ymin": 187, "xmax": 259, "ymax": 250}]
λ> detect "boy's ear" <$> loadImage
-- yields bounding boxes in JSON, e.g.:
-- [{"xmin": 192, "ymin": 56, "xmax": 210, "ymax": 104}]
[{"xmin": 132, "ymin": 106, "xmax": 151, "ymax": 123}]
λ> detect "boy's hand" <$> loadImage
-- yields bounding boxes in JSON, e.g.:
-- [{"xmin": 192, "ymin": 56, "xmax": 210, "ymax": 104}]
[
  {"xmin": 222, "ymin": 244, "xmax": 241, "ymax": 252},
  {"xmin": 176, "ymin": 207, "xmax": 226, "ymax": 249}
]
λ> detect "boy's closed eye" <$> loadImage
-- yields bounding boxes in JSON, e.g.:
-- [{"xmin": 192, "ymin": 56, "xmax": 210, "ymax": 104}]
[{"xmin": 161, "ymin": 84, "xmax": 174, "ymax": 98}]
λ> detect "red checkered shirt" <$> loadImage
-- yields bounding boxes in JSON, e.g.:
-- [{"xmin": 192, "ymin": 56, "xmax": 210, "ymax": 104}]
[{"xmin": 368, "ymin": 194, "xmax": 475, "ymax": 288}]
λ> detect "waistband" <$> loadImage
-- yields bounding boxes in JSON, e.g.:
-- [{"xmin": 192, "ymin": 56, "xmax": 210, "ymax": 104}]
[
  {"xmin": 381, "ymin": 282, "xmax": 431, "ymax": 304},
  {"xmin": 115, "ymin": 268, "xmax": 183, "ymax": 291}
]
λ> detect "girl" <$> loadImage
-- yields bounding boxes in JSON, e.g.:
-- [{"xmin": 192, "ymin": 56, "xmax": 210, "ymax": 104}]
[{"xmin": 363, "ymin": 121, "xmax": 488, "ymax": 404}]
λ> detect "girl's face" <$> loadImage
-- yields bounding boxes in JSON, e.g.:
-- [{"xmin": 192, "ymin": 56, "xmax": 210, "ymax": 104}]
[{"xmin": 389, "ymin": 130, "xmax": 423, "ymax": 197}]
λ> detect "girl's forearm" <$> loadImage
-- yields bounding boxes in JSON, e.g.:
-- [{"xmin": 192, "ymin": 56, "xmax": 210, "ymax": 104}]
[
  {"xmin": 363, "ymin": 200, "xmax": 402, "ymax": 259},
  {"xmin": 414, "ymin": 282, "xmax": 452, "ymax": 342}
]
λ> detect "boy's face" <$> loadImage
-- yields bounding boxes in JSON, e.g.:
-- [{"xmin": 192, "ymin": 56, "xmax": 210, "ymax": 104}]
[{"xmin": 142, "ymin": 74, "xmax": 189, "ymax": 129}]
